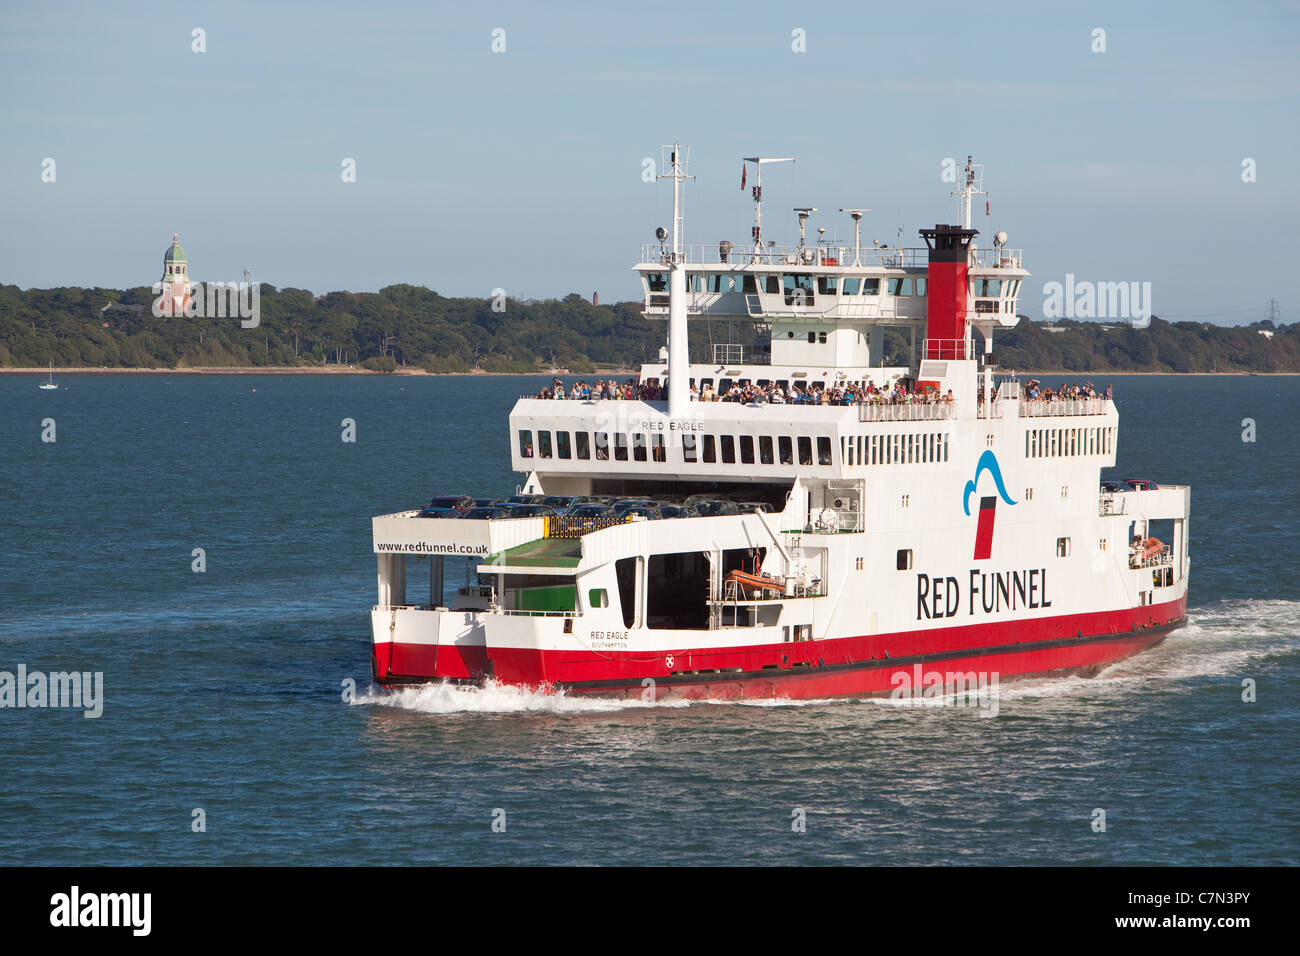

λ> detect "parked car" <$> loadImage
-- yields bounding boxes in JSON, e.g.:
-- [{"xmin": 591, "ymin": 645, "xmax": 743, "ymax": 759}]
[
  {"xmin": 416, "ymin": 506, "xmax": 462, "ymax": 518},
  {"xmin": 619, "ymin": 505, "xmax": 662, "ymax": 520},
  {"xmin": 505, "ymin": 494, "xmax": 548, "ymax": 506},
  {"xmin": 693, "ymin": 499, "xmax": 740, "ymax": 517},
  {"xmin": 472, "ymin": 497, "xmax": 501, "ymax": 508},
  {"xmin": 1100, "ymin": 479, "xmax": 1125, "ymax": 492},
  {"xmin": 543, "ymin": 495, "xmax": 583, "ymax": 512},
  {"xmin": 657, "ymin": 504, "xmax": 697, "ymax": 519},
  {"xmin": 502, "ymin": 504, "xmax": 558, "ymax": 518},
  {"xmin": 738, "ymin": 501, "xmax": 775, "ymax": 513},
  {"xmin": 1124, "ymin": 478, "xmax": 1160, "ymax": 491},
  {"xmin": 462, "ymin": 506, "xmax": 511, "ymax": 520},
  {"xmin": 611, "ymin": 498, "xmax": 660, "ymax": 517},
  {"xmin": 422, "ymin": 494, "xmax": 475, "ymax": 515}
]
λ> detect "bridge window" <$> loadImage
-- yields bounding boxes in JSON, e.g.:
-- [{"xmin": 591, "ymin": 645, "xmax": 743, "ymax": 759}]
[
  {"xmin": 683, "ymin": 434, "xmax": 697, "ymax": 462},
  {"xmin": 632, "ymin": 433, "xmax": 647, "ymax": 462},
  {"xmin": 862, "ymin": 278, "xmax": 880, "ymax": 295},
  {"xmin": 557, "ymin": 431, "xmax": 571, "ymax": 459},
  {"xmin": 783, "ymin": 274, "xmax": 815, "ymax": 306},
  {"xmin": 646, "ymin": 273, "xmax": 667, "ymax": 292},
  {"xmin": 842, "ymin": 277, "xmax": 861, "ymax": 295},
  {"xmin": 519, "ymin": 429, "xmax": 534, "ymax": 458},
  {"xmin": 702, "ymin": 434, "xmax": 717, "ymax": 464},
  {"xmin": 742, "ymin": 274, "xmax": 758, "ymax": 294},
  {"xmin": 538, "ymin": 431, "xmax": 553, "ymax": 459},
  {"xmin": 915, "ymin": 278, "xmax": 927, "ymax": 296},
  {"xmin": 817, "ymin": 275, "xmax": 838, "ymax": 295},
  {"xmin": 687, "ymin": 273, "xmax": 703, "ymax": 292},
  {"xmin": 721, "ymin": 435, "xmax": 736, "ymax": 464},
  {"xmin": 779, "ymin": 435, "xmax": 793, "ymax": 465},
  {"xmin": 739, "ymin": 435, "xmax": 755, "ymax": 464},
  {"xmin": 764, "ymin": 275, "xmax": 779, "ymax": 294},
  {"xmin": 818, "ymin": 437, "xmax": 833, "ymax": 465},
  {"xmin": 595, "ymin": 432, "xmax": 609, "ymax": 460},
  {"xmin": 614, "ymin": 433, "xmax": 628, "ymax": 461},
  {"xmin": 798, "ymin": 437, "xmax": 813, "ymax": 466},
  {"xmin": 704, "ymin": 274, "xmax": 725, "ymax": 293},
  {"xmin": 576, "ymin": 432, "xmax": 590, "ymax": 459},
  {"xmin": 651, "ymin": 433, "xmax": 666, "ymax": 462},
  {"xmin": 759, "ymin": 435, "xmax": 774, "ymax": 464}
]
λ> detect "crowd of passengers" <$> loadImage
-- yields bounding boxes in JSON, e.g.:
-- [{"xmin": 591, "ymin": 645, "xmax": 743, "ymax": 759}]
[
  {"xmin": 1021, "ymin": 379, "xmax": 1112, "ymax": 401},
  {"xmin": 537, "ymin": 375, "xmax": 1113, "ymax": 406},
  {"xmin": 538, "ymin": 376, "xmax": 954, "ymax": 406}
]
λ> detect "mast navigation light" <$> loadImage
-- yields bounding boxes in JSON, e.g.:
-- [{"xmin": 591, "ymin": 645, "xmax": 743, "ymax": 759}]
[{"xmin": 742, "ymin": 156, "xmax": 795, "ymax": 259}]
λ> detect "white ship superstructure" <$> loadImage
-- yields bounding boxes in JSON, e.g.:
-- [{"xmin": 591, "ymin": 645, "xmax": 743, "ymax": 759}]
[{"xmin": 368, "ymin": 147, "xmax": 1189, "ymax": 699}]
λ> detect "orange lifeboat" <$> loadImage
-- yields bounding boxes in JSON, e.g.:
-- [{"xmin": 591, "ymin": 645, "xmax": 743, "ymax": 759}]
[{"xmin": 725, "ymin": 569, "xmax": 785, "ymax": 596}]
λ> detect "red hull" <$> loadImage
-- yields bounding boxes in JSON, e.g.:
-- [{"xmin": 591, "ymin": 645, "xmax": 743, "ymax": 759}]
[{"xmin": 374, "ymin": 595, "xmax": 1186, "ymax": 700}]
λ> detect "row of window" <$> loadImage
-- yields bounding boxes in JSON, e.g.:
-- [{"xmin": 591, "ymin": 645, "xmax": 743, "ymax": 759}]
[
  {"xmin": 647, "ymin": 273, "xmax": 1020, "ymax": 300},
  {"xmin": 843, "ymin": 431, "xmax": 950, "ymax": 466},
  {"xmin": 1025, "ymin": 425, "xmax": 1115, "ymax": 459},
  {"xmin": 517, "ymin": 428, "xmax": 836, "ymax": 467},
  {"xmin": 518, "ymin": 427, "xmax": 954, "ymax": 470}
]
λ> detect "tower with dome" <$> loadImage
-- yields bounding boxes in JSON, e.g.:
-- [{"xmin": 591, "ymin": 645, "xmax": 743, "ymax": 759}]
[{"xmin": 160, "ymin": 233, "xmax": 190, "ymax": 316}]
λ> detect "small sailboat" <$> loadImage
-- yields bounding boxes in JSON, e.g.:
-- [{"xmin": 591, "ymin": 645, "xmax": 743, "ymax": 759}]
[{"xmin": 38, "ymin": 362, "xmax": 58, "ymax": 390}]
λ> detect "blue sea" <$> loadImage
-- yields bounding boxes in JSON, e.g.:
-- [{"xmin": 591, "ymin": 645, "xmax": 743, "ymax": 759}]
[{"xmin": 1, "ymin": 373, "xmax": 1297, "ymax": 865}]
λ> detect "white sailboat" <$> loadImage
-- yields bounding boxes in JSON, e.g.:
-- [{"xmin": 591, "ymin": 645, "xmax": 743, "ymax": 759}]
[{"xmin": 38, "ymin": 361, "xmax": 58, "ymax": 389}]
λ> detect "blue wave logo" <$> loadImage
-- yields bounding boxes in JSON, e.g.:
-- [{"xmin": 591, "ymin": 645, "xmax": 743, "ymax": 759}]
[{"xmin": 963, "ymin": 450, "xmax": 1018, "ymax": 516}]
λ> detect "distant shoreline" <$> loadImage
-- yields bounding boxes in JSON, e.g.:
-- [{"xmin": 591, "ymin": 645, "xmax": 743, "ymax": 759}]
[
  {"xmin": 2, "ymin": 366, "xmax": 1297, "ymax": 378},
  {"xmin": 0, "ymin": 366, "xmax": 638, "ymax": 377}
]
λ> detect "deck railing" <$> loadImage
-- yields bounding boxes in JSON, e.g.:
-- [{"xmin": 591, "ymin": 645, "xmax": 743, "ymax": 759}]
[
  {"xmin": 858, "ymin": 402, "xmax": 955, "ymax": 422},
  {"xmin": 1020, "ymin": 398, "xmax": 1110, "ymax": 417},
  {"xmin": 639, "ymin": 243, "xmax": 1023, "ymax": 270}
]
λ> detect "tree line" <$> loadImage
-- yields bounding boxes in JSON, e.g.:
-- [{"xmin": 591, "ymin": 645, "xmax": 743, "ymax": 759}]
[{"xmin": 0, "ymin": 283, "xmax": 1294, "ymax": 373}]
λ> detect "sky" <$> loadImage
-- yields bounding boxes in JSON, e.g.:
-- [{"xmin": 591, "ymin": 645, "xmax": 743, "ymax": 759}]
[{"xmin": 1, "ymin": 0, "xmax": 1297, "ymax": 324}]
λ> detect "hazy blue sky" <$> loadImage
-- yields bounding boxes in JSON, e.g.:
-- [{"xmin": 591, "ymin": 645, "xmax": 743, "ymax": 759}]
[{"xmin": 2, "ymin": 0, "xmax": 1297, "ymax": 323}]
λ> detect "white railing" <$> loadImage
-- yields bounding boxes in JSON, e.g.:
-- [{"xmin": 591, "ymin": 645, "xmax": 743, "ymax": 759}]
[
  {"xmin": 640, "ymin": 243, "xmax": 1023, "ymax": 270},
  {"xmin": 922, "ymin": 338, "xmax": 971, "ymax": 360},
  {"xmin": 642, "ymin": 243, "xmax": 930, "ymax": 269},
  {"xmin": 1020, "ymin": 398, "xmax": 1110, "ymax": 417},
  {"xmin": 858, "ymin": 402, "xmax": 955, "ymax": 422},
  {"xmin": 1100, "ymin": 493, "xmax": 1128, "ymax": 516}
]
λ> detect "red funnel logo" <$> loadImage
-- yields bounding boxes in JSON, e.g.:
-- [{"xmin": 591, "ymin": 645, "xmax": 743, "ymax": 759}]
[{"xmin": 974, "ymin": 496, "xmax": 997, "ymax": 560}]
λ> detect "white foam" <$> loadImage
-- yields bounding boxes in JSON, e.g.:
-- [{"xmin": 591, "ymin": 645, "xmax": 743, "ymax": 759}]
[{"xmin": 355, "ymin": 679, "xmax": 688, "ymax": 715}]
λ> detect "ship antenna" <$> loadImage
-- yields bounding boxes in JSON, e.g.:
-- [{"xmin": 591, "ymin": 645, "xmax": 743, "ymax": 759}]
[
  {"xmin": 743, "ymin": 155, "xmax": 794, "ymax": 261},
  {"xmin": 952, "ymin": 154, "xmax": 986, "ymax": 230},
  {"xmin": 659, "ymin": 141, "xmax": 694, "ymax": 258},
  {"xmin": 658, "ymin": 141, "xmax": 695, "ymax": 419}
]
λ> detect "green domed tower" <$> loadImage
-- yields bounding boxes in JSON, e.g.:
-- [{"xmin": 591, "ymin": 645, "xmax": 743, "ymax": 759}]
[{"xmin": 160, "ymin": 233, "xmax": 190, "ymax": 315}]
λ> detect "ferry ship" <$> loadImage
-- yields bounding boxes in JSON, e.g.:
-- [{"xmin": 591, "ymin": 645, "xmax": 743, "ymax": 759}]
[{"xmin": 368, "ymin": 146, "xmax": 1189, "ymax": 700}]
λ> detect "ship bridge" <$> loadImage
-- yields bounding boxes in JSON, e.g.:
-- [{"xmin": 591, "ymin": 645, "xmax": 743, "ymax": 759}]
[{"xmin": 636, "ymin": 152, "xmax": 1026, "ymax": 373}]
